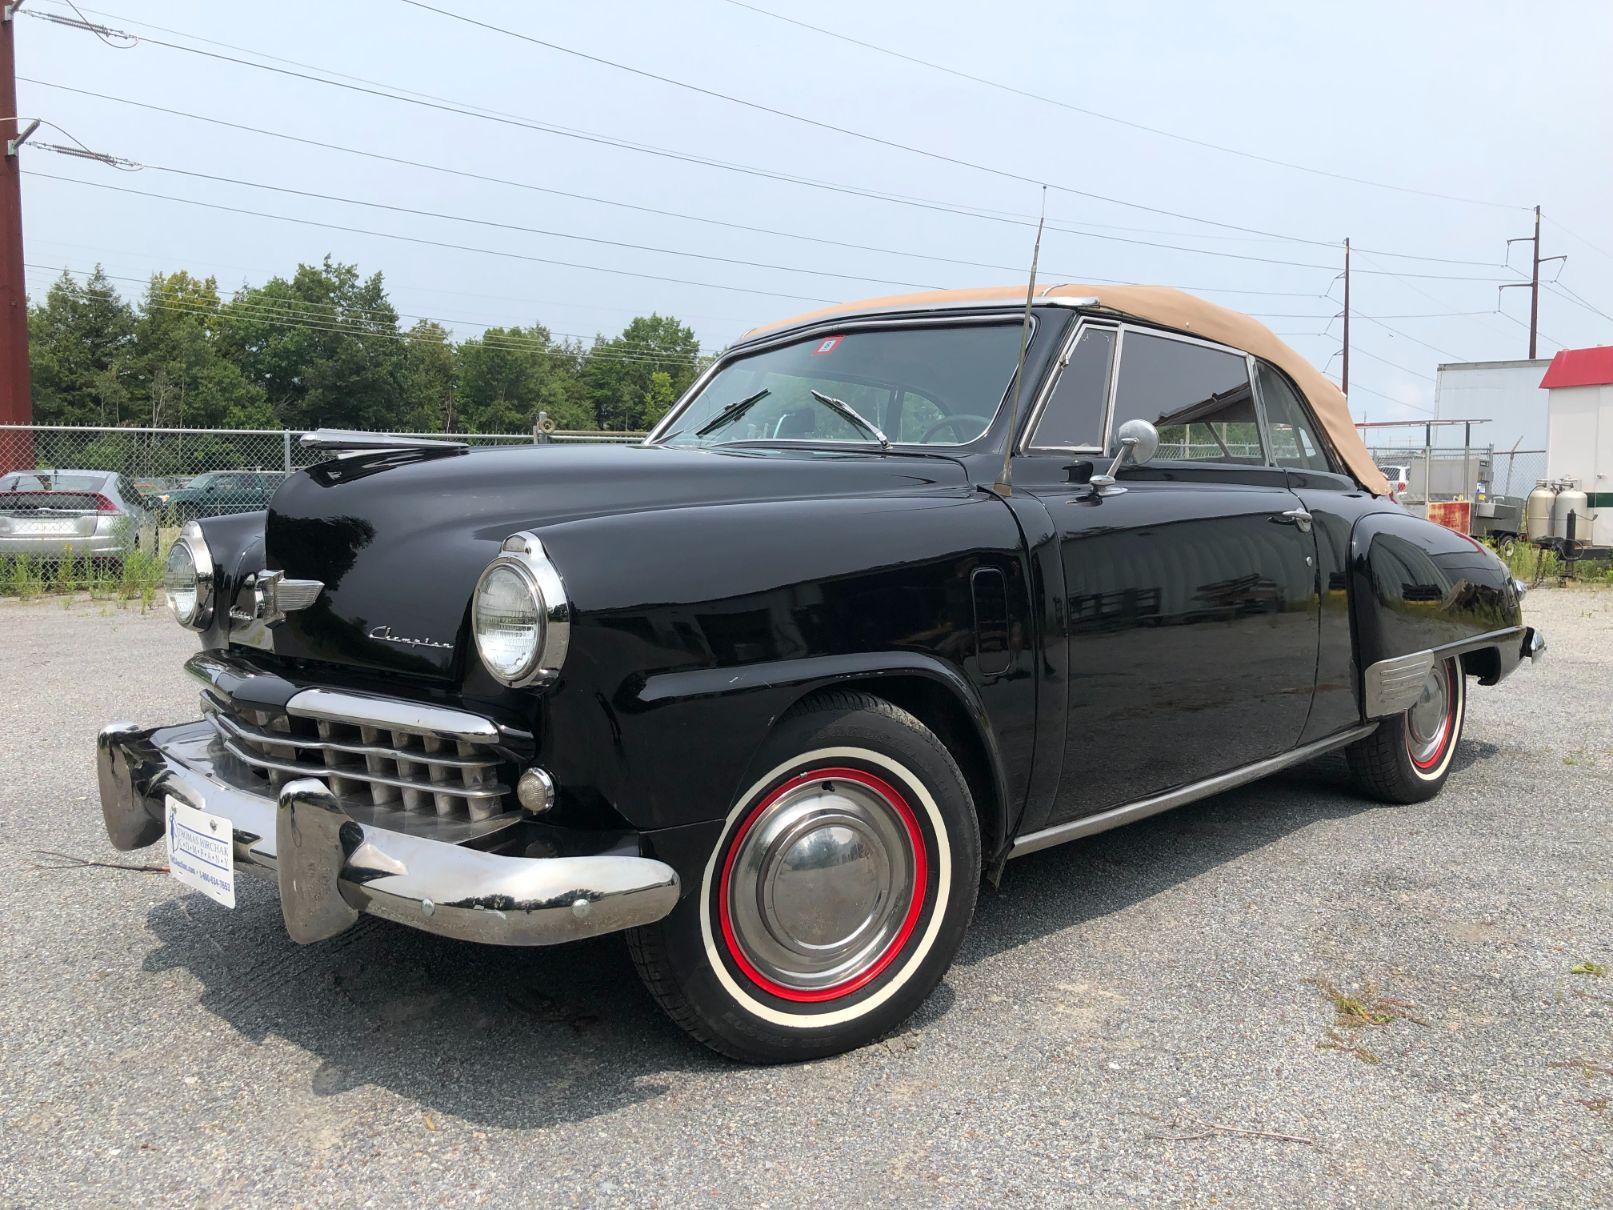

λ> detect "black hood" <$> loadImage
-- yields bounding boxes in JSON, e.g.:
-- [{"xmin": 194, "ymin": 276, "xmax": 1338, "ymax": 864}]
[{"xmin": 258, "ymin": 442, "xmax": 968, "ymax": 681}]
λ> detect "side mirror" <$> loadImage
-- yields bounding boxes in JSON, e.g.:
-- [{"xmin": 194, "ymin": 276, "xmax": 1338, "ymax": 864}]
[{"xmin": 1088, "ymin": 419, "xmax": 1160, "ymax": 496}]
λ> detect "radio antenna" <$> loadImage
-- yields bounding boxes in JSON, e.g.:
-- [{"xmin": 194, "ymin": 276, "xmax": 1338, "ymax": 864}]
[{"xmin": 992, "ymin": 185, "xmax": 1047, "ymax": 498}]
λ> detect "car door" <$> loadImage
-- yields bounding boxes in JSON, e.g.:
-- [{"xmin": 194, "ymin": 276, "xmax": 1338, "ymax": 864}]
[{"xmin": 1016, "ymin": 322, "xmax": 1322, "ymax": 824}]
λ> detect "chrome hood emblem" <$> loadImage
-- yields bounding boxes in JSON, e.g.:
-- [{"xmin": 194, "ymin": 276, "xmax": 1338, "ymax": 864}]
[
  {"xmin": 228, "ymin": 571, "xmax": 323, "ymax": 627},
  {"xmin": 228, "ymin": 571, "xmax": 324, "ymax": 651},
  {"xmin": 369, "ymin": 625, "xmax": 453, "ymax": 651}
]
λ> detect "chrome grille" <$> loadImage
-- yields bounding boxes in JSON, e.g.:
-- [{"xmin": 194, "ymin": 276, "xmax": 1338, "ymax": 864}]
[{"xmin": 202, "ymin": 695, "xmax": 513, "ymax": 822}]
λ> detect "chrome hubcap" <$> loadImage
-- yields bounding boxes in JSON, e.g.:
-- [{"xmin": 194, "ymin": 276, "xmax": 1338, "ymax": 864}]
[
  {"xmin": 725, "ymin": 774, "xmax": 917, "ymax": 994},
  {"xmin": 1405, "ymin": 661, "xmax": 1452, "ymax": 765}
]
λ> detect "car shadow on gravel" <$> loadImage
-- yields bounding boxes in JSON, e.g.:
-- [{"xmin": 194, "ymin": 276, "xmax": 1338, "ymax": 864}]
[
  {"xmin": 959, "ymin": 740, "xmax": 1499, "ymax": 966},
  {"xmin": 139, "ymin": 740, "xmax": 1496, "ymax": 1128}
]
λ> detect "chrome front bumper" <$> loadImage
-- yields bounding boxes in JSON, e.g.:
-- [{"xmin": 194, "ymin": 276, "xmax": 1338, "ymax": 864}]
[{"xmin": 96, "ymin": 720, "xmax": 680, "ymax": 947}]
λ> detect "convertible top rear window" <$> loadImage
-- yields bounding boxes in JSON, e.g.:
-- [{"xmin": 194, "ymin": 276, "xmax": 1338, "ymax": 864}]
[{"xmin": 659, "ymin": 321, "xmax": 1026, "ymax": 447}]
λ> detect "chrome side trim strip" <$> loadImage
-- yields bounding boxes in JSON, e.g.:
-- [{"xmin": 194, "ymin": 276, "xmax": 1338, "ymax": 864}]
[
  {"xmin": 1008, "ymin": 724, "xmax": 1377, "ymax": 859},
  {"xmin": 286, "ymin": 687, "xmax": 501, "ymax": 743},
  {"xmin": 1364, "ymin": 650, "xmax": 1436, "ymax": 719}
]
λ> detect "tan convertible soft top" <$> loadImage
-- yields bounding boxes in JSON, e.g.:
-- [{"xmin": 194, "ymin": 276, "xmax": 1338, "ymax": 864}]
[{"xmin": 747, "ymin": 284, "xmax": 1387, "ymax": 495}]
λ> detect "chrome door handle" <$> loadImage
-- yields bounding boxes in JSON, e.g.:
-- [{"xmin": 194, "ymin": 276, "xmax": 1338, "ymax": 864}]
[{"xmin": 1274, "ymin": 507, "xmax": 1313, "ymax": 533}]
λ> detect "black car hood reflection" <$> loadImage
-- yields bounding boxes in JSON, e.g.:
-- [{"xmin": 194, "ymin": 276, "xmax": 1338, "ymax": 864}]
[{"xmin": 260, "ymin": 442, "xmax": 966, "ymax": 681}]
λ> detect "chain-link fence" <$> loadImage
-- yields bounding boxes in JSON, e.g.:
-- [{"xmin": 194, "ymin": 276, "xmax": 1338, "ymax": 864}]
[{"xmin": 0, "ymin": 421, "xmax": 644, "ymax": 596}]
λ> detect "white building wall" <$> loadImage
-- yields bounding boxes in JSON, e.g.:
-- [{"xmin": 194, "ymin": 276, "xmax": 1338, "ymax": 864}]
[
  {"xmin": 1545, "ymin": 383, "xmax": 1612, "ymax": 547},
  {"xmin": 1433, "ymin": 360, "xmax": 1552, "ymax": 451}
]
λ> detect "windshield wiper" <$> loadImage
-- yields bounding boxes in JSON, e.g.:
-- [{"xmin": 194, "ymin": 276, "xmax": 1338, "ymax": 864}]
[
  {"xmin": 684, "ymin": 388, "xmax": 771, "ymax": 439},
  {"xmin": 810, "ymin": 389, "xmax": 890, "ymax": 450}
]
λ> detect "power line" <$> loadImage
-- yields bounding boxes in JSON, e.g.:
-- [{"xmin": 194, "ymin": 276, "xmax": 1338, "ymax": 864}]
[
  {"xmin": 716, "ymin": 0, "xmax": 1529, "ymax": 214},
  {"xmin": 395, "ymin": 0, "xmax": 1341, "ymax": 246},
  {"xmin": 23, "ymin": 75, "xmax": 1374, "ymax": 298},
  {"xmin": 32, "ymin": 2, "xmax": 1518, "ymax": 270},
  {"xmin": 1544, "ymin": 281, "xmax": 1613, "ymax": 325},
  {"xmin": 24, "ymin": 170, "xmax": 842, "ymax": 304},
  {"xmin": 1544, "ymin": 215, "xmax": 1613, "ymax": 264},
  {"xmin": 1350, "ymin": 345, "xmax": 1435, "ymax": 382},
  {"xmin": 36, "ymin": 146, "xmax": 952, "ymax": 293},
  {"xmin": 28, "ymin": 13, "xmax": 1521, "ymax": 280},
  {"xmin": 1347, "ymin": 381, "xmax": 1435, "ymax": 414}
]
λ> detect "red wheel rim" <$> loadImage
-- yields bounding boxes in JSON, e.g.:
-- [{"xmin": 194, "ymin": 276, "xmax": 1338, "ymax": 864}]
[
  {"xmin": 1406, "ymin": 660, "xmax": 1457, "ymax": 770},
  {"xmin": 717, "ymin": 766, "xmax": 928, "ymax": 1003}
]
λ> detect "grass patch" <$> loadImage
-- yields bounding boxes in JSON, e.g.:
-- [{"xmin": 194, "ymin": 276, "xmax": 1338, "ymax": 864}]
[
  {"xmin": 1570, "ymin": 960, "xmax": 1607, "ymax": 978},
  {"xmin": 0, "ymin": 548, "xmax": 163, "ymax": 601},
  {"xmin": 1308, "ymin": 976, "xmax": 1430, "ymax": 1028}
]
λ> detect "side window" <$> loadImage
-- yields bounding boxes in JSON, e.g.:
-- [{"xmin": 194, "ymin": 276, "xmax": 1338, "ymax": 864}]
[
  {"xmin": 1109, "ymin": 332, "xmax": 1263, "ymax": 463},
  {"xmin": 1255, "ymin": 362, "xmax": 1334, "ymax": 472},
  {"xmin": 1028, "ymin": 325, "xmax": 1114, "ymax": 450}
]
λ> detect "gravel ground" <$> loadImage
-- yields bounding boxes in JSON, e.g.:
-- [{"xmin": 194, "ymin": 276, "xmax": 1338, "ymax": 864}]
[{"xmin": 0, "ymin": 588, "xmax": 1608, "ymax": 1208}]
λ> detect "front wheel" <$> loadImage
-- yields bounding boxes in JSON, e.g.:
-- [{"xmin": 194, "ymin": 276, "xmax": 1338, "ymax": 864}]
[
  {"xmin": 1347, "ymin": 655, "xmax": 1466, "ymax": 803},
  {"xmin": 628, "ymin": 691, "xmax": 980, "ymax": 1063}
]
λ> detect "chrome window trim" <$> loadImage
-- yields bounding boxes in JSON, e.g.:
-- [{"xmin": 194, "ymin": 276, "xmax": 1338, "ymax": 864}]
[
  {"xmin": 1088, "ymin": 323, "xmax": 1265, "ymax": 462},
  {"xmin": 472, "ymin": 531, "xmax": 571, "ymax": 688},
  {"xmin": 645, "ymin": 311, "xmax": 1045, "ymax": 450},
  {"xmin": 1018, "ymin": 318, "xmax": 1119, "ymax": 456},
  {"xmin": 1247, "ymin": 357, "xmax": 1345, "ymax": 476}
]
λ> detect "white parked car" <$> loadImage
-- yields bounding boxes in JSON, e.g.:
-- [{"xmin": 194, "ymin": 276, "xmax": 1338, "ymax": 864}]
[{"xmin": 0, "ymin": 468, "xmax": 156, "ymax": 565}]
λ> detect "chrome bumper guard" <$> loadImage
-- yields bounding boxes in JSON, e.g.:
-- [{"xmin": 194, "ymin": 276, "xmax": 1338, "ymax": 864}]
[
  {"xmin": 1524, "ymin": 628, "xmax": 1545, "ymax": 664},
  {"xmin": 96, "ymin": 719, "xmax": 680, "ymax": 947}
]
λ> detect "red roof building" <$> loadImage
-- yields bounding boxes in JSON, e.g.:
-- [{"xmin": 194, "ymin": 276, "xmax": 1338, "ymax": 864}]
[{"xmin": 1539, "ymin": 346, "xmax": 1613, "ymax": 390}]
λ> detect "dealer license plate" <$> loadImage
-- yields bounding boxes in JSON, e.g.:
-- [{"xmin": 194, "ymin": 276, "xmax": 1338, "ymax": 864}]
[{"xmin": 165, "ymin": 796, "xmax": 235, "ymax": 908}]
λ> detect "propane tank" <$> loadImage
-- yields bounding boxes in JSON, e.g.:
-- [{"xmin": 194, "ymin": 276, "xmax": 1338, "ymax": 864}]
[
  {"xmin": 1553, "ymin": 484, "xmax": 1591, "ymax": 544},
  {"xmin": 1525, "ymin": 482, "xmax": 1557, "ymax": 542}
]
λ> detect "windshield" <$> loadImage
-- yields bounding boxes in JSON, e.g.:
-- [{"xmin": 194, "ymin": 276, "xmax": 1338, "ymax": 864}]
[{"xmin": 659, "ymin": 321, "xmax": 1026, "ymax": 448}]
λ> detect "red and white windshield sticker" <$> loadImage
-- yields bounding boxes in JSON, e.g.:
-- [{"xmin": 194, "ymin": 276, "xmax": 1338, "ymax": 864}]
[{"xmin": 812, "ymin": 336, "xmax": 843, "ymax": 355}]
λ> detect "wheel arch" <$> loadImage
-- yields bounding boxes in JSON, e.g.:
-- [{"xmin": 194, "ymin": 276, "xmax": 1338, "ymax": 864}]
[{"xmin": 781, "ymin": 670, "xmax": 1010, "ymax": 865}]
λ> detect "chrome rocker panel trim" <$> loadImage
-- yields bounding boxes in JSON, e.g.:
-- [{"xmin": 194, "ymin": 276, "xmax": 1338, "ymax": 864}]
[
  {"xmin": 96, "ymin": 720, "xmax": 680, "ymax": 947},
  {"xmin": 1009, "ymin": 724, "xmax": 1379, "ymax": 859}
]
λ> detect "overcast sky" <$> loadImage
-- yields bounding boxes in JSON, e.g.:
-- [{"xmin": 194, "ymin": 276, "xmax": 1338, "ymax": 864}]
[{"xmin": 15, "ymin": 0, "xmax": 1613, "ymax": 429}]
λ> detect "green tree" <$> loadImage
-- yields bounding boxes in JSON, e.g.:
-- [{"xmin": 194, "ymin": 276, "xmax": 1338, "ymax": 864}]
[
  {"xmin": 456, "ymin": 324, "xmax": 592, "ymax": 433},
  {"xmin": 399, "ymin": 320, "xmax": 456, "ymax": 432},
  {"xmin": 126, "ymin": 271, "xmax": 267, "ymax": 430},
  {"xmin": 220, "ymin": 256, "xmax": 407, "ymax": 430},
  {"xmin": 583, "ymin": 314, "xmax": 701, "ymax": 430},
  {"xmin": 27, "ymin": 267, "xmax": 136, "ymax": 425}
]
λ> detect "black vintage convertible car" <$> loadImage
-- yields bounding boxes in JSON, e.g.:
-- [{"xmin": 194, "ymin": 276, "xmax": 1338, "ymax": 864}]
[{"xmin": 98, "ymin": 285, "xmax": 1542, "ymax": 1062}]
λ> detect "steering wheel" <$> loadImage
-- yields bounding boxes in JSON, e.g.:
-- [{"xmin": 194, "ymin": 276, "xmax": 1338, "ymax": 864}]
[{"xmin": 919, "ymin": 414, "xmax": 990, "ymax": 444}]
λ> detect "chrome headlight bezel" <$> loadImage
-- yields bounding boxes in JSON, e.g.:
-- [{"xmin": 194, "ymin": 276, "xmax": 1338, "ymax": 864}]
[
  {"xmin": 165, "ymin": 519, "xmax": 215, "ymax": 629},
  {"xmin": 471, "ymin": 531, "xmax": 570, "ymax": 688}
]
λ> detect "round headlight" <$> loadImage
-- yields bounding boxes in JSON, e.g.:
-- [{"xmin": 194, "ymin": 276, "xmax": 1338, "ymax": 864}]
[
  {"xmin": 164, "ymin": 541, "xmax": 199, "ymax": 624},
  {"xmin": 471, "ymin": 532, "xmax": 570, "ymax": 687},
  {"xmin": 164, "ymin": 521, "xmax": 214, "ymax": 628},
  {"xmin": 473, "ymin": 563, "xmax": 544, "ymax": 683}
]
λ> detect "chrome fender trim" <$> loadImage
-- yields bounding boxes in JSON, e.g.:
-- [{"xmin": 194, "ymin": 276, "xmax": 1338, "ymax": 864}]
[{"xmin": 1363, "ymin": 650, "xmax": 1437, "ymax": 720}]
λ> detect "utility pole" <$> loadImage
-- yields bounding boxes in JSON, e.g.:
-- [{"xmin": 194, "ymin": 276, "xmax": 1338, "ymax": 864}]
[
  {"xmin": 1341, "ymin": 237, "xmax": 1350, "ymax": 395},
  {"xmin": 1502, "ymin": 205, "xmax": 1566, "ymax": 359},
  {"xmin": 1, "ymin": 0, "xmax": 34, "ymax": 472}
]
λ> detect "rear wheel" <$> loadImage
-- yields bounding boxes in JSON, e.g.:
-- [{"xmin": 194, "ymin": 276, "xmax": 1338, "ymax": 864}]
[
  {"xmin": 1347, "ymin": 656, "xmax": 1466, "ymax": 803},
  {"xmin": 628, "ymin": 691, "xmax": 980, "ymax": 1063}
]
